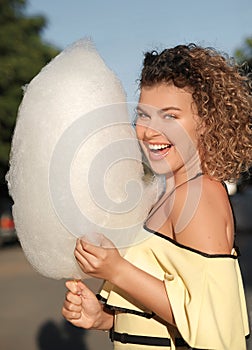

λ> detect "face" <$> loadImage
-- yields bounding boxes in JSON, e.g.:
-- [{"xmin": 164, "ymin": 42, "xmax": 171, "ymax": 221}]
[{"xmin": 135, "ymin": 83, "xmax": 201, "ymax": 181}]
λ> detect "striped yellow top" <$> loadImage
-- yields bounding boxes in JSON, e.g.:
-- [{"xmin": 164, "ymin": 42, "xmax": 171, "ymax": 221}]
[{"xmin": 100, "ymin": 226, "xmax": 250, "ymax": 350}]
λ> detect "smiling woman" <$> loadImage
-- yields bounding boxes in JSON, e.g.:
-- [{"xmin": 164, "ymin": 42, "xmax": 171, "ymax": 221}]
[
  {"xmin": 135, "ymin": 84, "xmax": 200, "ymax": 178},
  {"xmin": 62, "ymin": 43, "xmax": 252, "ymax": 350}
]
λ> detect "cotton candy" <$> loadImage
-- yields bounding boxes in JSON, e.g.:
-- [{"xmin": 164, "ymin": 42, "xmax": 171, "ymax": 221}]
[{"xmin": 7, "ymin": 39, "xmax": 162, "ymax": 279}]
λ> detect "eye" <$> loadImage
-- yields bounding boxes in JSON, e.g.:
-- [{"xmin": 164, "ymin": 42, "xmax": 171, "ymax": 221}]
[
  {"xmin": 163, "ymin": 113, "xmax": 176, "ymax": 120},
  {"xmin": 134, "ymin": 110, "xmax": 151, "ymax": 125},
  {"xmin": 138, "ymin": 111, "xmax": 151, "ymax": 119}
]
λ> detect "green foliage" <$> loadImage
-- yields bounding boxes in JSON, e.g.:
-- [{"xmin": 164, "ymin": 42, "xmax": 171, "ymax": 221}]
[
  {"xmin": 0, "ymin": 0, "xmax": 59, "ymax": 188},
  {"xmin": 235, "ymin": 35, "xmax": 252, "ymax": 189},
  {"xmin": 235, "ymin": 36, "xmax": 252, "ymax": 71}
]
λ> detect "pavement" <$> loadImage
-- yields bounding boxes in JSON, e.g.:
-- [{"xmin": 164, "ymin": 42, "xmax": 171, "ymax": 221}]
[
  {"xmin": 0, "ymin": 231, "xmax": 251, "ymax": 350},
  {"xmin": 0, "ymin": 243, "xmax": 112, "ymax": 350}
]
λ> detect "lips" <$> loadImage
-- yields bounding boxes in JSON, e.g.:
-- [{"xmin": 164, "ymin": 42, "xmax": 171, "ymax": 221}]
[
  {"xmin": 148, "ymin": 143, "xmax": 172, "ymax": 151},
  {"xmin": 145, "ymin": 142, "xmax": 173, "ymax": 160}
]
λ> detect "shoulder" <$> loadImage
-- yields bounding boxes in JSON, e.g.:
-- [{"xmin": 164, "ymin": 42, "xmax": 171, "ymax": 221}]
[{"xmin": 173, "ymin": 176, "xmax": 234, "ymax": 254}]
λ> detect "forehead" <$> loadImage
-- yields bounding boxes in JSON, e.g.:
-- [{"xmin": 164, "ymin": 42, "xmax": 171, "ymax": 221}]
[{"xmin": 139, "ymin": 83, "xmax": 194, "ymax": 111}]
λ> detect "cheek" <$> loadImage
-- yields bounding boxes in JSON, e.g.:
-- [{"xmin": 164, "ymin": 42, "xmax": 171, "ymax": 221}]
[
  {"xmin": 135, "ymin": 125, "xmax": 144, "ymax": 141},
  {"xmin": 135, "ymin": 126, "xmax": 146, "ymax": 155},
  {"xmin": 164, "ymin": 123, "xmax": 199, "ymax": 158},
  {"xmin": 189, "ymin": 127, "xmax": 200, "ymax": 148},
  {"xmin": 176, "ymin": 121, "xmax": 199, "ymax": 148}
]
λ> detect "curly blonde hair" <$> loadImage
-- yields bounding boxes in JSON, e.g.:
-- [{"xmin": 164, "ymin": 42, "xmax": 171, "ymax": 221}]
[{"xmin": 140, "ymin": 44, "xmax": 252, "ymax": 181}]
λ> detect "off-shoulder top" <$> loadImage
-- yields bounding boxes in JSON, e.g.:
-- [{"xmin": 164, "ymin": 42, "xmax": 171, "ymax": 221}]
[{"xmin": 99, "ymin": 226, "xmax": 250, "ymax": 350}]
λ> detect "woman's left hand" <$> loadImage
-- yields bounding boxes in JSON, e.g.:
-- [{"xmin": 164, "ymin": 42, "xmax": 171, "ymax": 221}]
[{"xmin": 74, "ymin": 235, "xmax": 124, "ymax": 282}]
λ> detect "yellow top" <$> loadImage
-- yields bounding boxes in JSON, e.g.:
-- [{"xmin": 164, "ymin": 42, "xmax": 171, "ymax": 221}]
[{"xmin": 100, "ymin": 226, "xmax": 250, "ymax": 350}]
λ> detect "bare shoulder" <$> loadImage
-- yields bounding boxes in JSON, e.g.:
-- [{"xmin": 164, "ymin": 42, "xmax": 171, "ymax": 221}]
[{"xmin": 174, "ymin": 176, "xmax": 234, "ymax": 254}]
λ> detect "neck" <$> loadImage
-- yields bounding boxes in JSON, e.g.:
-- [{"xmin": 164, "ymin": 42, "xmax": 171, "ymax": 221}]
[{"xmin": 165, "ymin": 159, "xmax": 202, "ymax": 194}]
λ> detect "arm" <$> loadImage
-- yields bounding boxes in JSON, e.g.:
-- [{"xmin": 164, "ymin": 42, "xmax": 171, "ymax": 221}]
[
  {"xmin": 75, "ymin": 240, "xmax": 175, "ymax": 326},
  {"xmin": 73, "ymin": 180, "xmax": 232, "ymax": 328},
  {"xmin": 62, "ymin": 280, "xmax": 113, "ymax": 330}
]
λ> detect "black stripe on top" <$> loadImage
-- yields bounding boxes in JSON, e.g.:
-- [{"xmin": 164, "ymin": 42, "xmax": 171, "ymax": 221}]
[{"xmin": 144, "ymin": 224, "xmax": 239, "ymax": 259}]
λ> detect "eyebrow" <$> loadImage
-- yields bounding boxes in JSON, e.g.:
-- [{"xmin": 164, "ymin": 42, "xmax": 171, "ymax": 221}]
[
  {"xmin": 136, "ymin": 105, "xmax": 182, "ymax": 114},
  {"xmin": 160, "ymin": 107, "xmax": 182, "ymax": 113},
  {"xmin": 136, "ymin": 106, "xmax": 147, "ymax": 113}
]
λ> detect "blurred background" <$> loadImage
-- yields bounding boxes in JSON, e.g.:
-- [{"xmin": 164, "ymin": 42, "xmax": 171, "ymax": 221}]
[{"xmin": 0, "ymin": 0, "xmax": 251, "ymax": 349}]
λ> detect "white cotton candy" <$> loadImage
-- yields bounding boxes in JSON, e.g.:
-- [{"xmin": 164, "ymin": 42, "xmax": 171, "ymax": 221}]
[{"xmin": 7, "ymin": 39, "xmax": 162, "ymax": 280}]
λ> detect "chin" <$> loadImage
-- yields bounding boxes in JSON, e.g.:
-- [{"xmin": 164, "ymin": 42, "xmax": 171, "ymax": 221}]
[{"xmin": 147, "ymin": 162, "xmax": 173, "ymax": 176}]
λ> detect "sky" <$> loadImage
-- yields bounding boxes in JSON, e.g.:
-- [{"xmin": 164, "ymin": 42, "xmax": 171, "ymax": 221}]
[{"xmin": 25, "ymin": 0, "xmax": 252, "ymax": 101}]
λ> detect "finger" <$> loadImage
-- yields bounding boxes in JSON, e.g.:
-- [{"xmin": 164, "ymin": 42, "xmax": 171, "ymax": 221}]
[
  {"xmin": 80, "ymin": 234, "xmax": 115, "ymax": 249},
  {"xmin": 75, "ymin": 245, "xmax": 100, "ymax": 268},
  {"xmin": 79, "ymin": 239, "xmax": 105, "ymax": 257},
  {"xmin": 74, "ymin": 250, "xmax": 102, "ymax": 275},
  {"xmin": 74, "ymin": 248, "xmax": 91, "ymax": 265},
  {"xmin": 74, "ymin": 249, "xmax": 95, "ymax": 275},
  {"xmin": 75, "ymin": 240, "xmax": 98, "ymax": 264},
  {"xmin": 65, "ymin": 280, "xmax": 81, "ymax": 294},
  {"xmin": 76, "ymin": 238, "xmax": 99, "ymax": 259},
  {"xmin": 76, "ymin": 281, "xmax": 97, "ymax": 299},
  {"xmin": 63, "ymin": 299, "xmax": 82, "ymax": 312},
  {"xmin": 62, "ymin": 305, "xmax": 81, "ymax": 320},
  {"xmin": 65, "ymin": 291, "xmax": 82, "ymax": 305},
  {"xmin": 75, "ymin": 238, "xmax": 84, "ymax": 251}
]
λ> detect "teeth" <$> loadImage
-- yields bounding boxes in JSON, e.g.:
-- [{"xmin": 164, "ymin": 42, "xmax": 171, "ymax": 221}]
[{"xmin": 148, "ymin": 144, "xmax": 171, "ymax": 150}]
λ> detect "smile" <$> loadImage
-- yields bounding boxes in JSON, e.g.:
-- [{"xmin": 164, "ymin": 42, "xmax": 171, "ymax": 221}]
[
  {"xmin": 146, "ymin": 142, "xmax": 173, "ymax": 160},
  {"xmin": 148, "ymin": 143, "xmax": 172, "ymax": 151}
]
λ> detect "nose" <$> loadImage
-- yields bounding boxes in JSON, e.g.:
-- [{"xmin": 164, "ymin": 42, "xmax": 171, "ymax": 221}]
[
  {"xmin": 144, "ymin": 124, "xmax": 161, "ymax": 139},
  {"xmin": 135, "ymin": 111, "xmax": 163, "ymax": 140}
]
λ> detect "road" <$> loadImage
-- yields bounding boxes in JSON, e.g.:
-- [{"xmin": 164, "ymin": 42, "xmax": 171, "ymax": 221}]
[
  {"xmin": 0, "ymin": 243, "xmax": 112, "ymax": 350},
  {"xmin": 0, "ymin": 232, "xmax": 251, "ymax": 350}
]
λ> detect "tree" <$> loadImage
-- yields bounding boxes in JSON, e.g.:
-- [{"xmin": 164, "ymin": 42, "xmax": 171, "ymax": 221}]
[
  {"xmin": 0, "ymin": 0, "xmax": 59, "ymax": 193},
  {"xmin": 235, "ymin": 36, "xmax": 252, "ymax": 190},
  {"xmin": 235, "ymin": 36, "xmax": 252, "ymax": 71}
]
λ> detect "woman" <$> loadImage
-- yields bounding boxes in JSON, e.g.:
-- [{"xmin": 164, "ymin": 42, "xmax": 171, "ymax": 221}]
[{"xmin": 62, "ymin": 44, "xmax": 251, "ymax": 349}]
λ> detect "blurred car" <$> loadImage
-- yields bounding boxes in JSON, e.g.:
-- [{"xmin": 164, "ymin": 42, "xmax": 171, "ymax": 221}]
[
  {"xmin": 230, "ymin": 186, "xmax": 252, "ymax": 233},
  {"xmin": 0, "ymin": 196, "xmax": 17, "ymax": 246}
]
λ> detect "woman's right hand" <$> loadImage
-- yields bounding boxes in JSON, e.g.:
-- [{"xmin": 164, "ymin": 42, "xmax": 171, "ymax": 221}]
[{"xmin": 62, "ymin": 280, "xmax": 113, "ymax": 330}]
